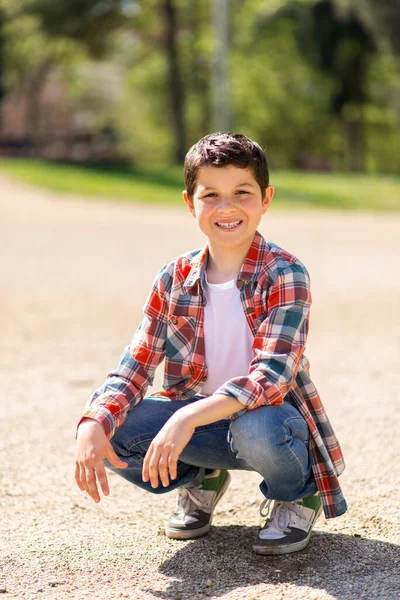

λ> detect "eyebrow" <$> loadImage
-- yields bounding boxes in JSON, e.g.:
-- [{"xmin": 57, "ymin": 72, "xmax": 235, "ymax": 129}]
[{"xmin": 200, "ymin": 182, "xmax": 256, "ymax": 191}]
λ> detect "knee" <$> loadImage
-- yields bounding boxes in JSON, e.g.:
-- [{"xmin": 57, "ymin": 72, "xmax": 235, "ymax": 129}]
[
  {"xmin": 230, "ymin": 402, "xmax": 309, "ymax": 459},
  {"xmin": 107, "ymin": 399, "xmax": 170, "ymax": 457}
]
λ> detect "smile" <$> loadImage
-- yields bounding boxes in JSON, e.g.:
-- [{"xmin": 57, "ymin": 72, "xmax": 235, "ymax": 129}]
[{"xmin": 216, "ymin": 220, "xmax": 242, "ymax": 230}]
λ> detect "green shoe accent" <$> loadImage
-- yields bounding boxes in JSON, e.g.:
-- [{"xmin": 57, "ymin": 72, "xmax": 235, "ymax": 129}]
[
  {"xmin": 200, "ymin": 469, "xmax": 229, "ymax": 492},
  {"xmin": 300, "ymin": 493, "xmax": 321, "ymax": 513}
]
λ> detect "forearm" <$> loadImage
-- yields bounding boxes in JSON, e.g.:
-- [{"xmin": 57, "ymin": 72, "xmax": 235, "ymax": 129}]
[{"xmin": 176, "ymin": 394, "xmax": 247, "ymax": 428}]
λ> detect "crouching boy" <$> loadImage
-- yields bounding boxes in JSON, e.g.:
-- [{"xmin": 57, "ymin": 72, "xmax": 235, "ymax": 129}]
[{"xmin": 75, "ymin": 132, "xmax": 347, "ymax": 555}]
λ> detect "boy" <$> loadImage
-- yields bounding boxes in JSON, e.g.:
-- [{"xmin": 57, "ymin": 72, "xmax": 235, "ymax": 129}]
[{"xmin": 75, "ymin": 132, "xmax": 347, "ymax": 555}]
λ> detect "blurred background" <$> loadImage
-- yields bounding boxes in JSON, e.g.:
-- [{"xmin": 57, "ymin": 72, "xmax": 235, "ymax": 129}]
[{"xmin": 0, "ymin": 0, "xmax": 398, "ymax": 209}]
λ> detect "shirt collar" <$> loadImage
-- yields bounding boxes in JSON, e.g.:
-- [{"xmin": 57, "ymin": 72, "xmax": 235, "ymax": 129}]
[{"xmin": 183, "ymin": 231, "xmax": 269, "ymax": 294}]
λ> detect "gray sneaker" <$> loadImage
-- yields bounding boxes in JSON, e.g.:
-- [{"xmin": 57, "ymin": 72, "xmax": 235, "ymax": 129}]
[
  {"xmin": 165, "ymin": 470, "xmax": 231, "ymax": 540},
  {"xmin": 253, "ymin": 493, "xmax": 323, "ymax": 555}
]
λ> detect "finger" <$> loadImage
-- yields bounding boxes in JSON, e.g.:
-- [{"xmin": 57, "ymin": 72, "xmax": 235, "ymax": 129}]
[
  {"xmin": 148, "ymin": 459, "xmax": 160, "ymax": 488},
  {"xmin": 75, "ymin": 463, "xmax": 84, "ymax": 491},
  {"xmin": 78, "ymin": 463, "xmax": 88, "ymax": 493},
  {"xmin": 147, "ymin": 446, "xmax": 161, "ymax": 488},
  {"xmin": 158, "ymin": 453, "xmax": 170, "ymax": 488},
  {"xmin": 142, "ymin": 451, "xmax": 149, "ymax": 483},
  {"xmin": 105, "ymin": 444, "xmax": 128, "ymax": 469},
  {"xmin": 168, "ymin": 452, "xmax": 178, "ymax": 482},
  {"xmin": 84, "ymin": 467, "xmax": 100, "ymax": 503},
  {"xmin": 142, "ymin": 446, "xmax": 152, "ymax": 482},
  {"xmin": 95, "ymin": 463, "xmax": 110, "ymax": 497}
]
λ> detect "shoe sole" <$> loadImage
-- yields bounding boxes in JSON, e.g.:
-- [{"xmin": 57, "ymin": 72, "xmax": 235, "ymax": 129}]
[
  {"xmin": 165, "ymin": 522, "xmax": 212, "ymax": 540},
  {"xmin": 253, "ymin": 503, "xmax": 323, "ymax": 556},
  {"xmin": 165, "ymin": 472, "xmax": 232, "ymax": 540},
  {"xmin": 253, "ymin": 531, "xmax": 312, "ymax": 555}
]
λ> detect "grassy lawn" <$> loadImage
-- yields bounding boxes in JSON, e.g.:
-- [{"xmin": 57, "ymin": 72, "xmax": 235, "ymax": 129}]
[{"xmin": 0, "ymin": 157, "xmax": 399, "ymax": 211}]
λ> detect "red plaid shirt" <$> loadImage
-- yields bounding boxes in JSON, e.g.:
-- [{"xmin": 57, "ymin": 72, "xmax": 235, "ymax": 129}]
[{"xmin": 81, "ymin": 231, "xmax": 347, "ymax": 519}]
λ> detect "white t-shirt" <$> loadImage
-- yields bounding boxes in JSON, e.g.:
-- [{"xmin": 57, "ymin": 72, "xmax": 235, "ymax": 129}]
[{"xmin": 201, "ymin": 275, "xmax": 254, "ymax": 396}]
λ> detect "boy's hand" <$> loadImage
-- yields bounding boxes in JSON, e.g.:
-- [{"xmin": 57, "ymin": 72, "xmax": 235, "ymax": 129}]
[
  {"xmin": 75, "ymin": 418, "xmax": 128, "ymax": 503},
  {"xmin": 142, "ymin": 413, "xmax": 195, "ymax": 489}
]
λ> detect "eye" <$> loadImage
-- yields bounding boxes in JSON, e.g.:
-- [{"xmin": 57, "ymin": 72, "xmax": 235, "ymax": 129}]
[
  {"xmin": 204, "ymin": 193, "xmax": 217, "ymax": 198},
  {"xmin": 237, "ymin": 190, "xmax": 249, "ymax": 195}
]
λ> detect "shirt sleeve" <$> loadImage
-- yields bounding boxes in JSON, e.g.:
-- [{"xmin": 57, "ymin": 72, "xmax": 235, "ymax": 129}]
[
  {"xmin": 215, "ymin": 263, "xmax": 311, "ymax": 410},
  {"xmin": 77, "ymin": 265, "xmax": 170, "ymax": 438}
]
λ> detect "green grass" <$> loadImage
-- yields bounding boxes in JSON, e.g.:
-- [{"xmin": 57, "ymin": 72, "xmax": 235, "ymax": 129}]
[{"xmin": 0, "ymin": 157, "xmax": 399, "ymax": 211}]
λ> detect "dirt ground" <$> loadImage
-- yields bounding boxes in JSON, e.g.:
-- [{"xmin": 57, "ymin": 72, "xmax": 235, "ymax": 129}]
[{"xmin": 1, "ymin": 175, "xmax": 399, "ymax": 600}]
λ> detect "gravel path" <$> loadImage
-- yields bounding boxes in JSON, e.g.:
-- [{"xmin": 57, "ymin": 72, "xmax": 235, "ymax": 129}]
[{"xmin": 1, "ymin": 176, "xmax": 399, "ymax": 600}]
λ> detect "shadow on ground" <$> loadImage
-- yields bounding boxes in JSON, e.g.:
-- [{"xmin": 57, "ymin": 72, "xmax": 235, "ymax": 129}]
[{"xmin": 144, "ymin": 527, "xmax": 398, "ymax": 599}]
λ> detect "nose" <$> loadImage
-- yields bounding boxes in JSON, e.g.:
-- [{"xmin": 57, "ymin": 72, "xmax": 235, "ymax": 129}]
[{"xmin": 217, "ymin": 195, "xmax": 236, "ymax": 212}]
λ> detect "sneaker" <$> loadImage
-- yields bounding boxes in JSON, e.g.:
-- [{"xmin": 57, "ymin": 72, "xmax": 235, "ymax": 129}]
[
  {"xmin": 165, "ymin": 470, "xmax": 231, "ymax": 540},
  {"xmin": 253, "ymin": 493, "xmax": 322, "ymax": 555}
]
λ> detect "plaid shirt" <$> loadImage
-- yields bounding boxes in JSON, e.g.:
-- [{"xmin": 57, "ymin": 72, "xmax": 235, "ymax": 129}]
[{"xmin": 82, "ymin": 231, "xmax": 347, "ymax": 519}]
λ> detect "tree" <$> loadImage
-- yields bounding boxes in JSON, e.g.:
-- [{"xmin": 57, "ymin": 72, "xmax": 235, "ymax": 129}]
[
  {"xmin": 0, "ymin": 9, "xmax": 5, "ymax": 124},
  {"xmin": 256, "ymin": 0, "xmax": 376, "ymax": 170},
  {"xmin": 26, "ymin": 0, "xmax": 132, "ymax": 58},
  {"xmin": 338, "ymin": 0, "xmax": 400, "ymax": 56},
  {"xmin": 162, "ymin": 0, "xmax": 186, "ymax": 163}
]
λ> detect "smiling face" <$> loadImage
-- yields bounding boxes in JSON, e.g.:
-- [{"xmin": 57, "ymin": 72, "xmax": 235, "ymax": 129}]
[{"xmin": 183, "ymin": 165, "xmax": 274, "ymax": 256}]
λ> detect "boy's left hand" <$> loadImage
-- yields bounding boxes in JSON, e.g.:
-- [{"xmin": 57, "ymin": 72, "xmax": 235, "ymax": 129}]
[{"xmin": 142, "ymin": 413, "xmax": 195, "ymax": 488}]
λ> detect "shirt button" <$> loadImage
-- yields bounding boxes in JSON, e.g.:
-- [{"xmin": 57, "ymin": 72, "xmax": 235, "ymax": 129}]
[
  {"xmin": 245, "ymin": 306, "xmax": 254, "ymax": 314},
  {"xmin": 171, "ymin": 317, "xmax": 178, "ymax": 325},
  {"xmin": 236, "ymin": 279, "xmax": 244, "ymax": 289},
  {"xmin": 201, "ymin": 376, "xmax": 207, "ymax": 382}
]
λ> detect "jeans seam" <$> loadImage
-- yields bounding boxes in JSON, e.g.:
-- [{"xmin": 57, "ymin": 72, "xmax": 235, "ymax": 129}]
[
  {"xmin": 227, "ymin": 426, "xmax": 251, "ymax": 470},
  {"xmin": 123, "ymin": 422, "xmax": 229, "ymax": 453},
  {"xmin": 228, "ymin": 449, "xmax": 248, "ymax": 470},
  {"xmin": 284, "ymin": 418, "xmax": 310, "ymax": 486},
  {"xmin": 194, "ymin": 421, "xmax": 230, "ymax": 433},
  {"xmin": 124, "ymin": 436, "xmax": 155, "ymax": 453}
]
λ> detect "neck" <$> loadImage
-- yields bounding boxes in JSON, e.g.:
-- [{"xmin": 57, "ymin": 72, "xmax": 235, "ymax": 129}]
[{"xmin": 206, "ymin": 240, "xmax": 251, "ymax": 284}]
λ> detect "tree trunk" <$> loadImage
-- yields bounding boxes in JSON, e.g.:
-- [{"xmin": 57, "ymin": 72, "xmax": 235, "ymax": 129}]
[
  {"xmin": 0, "ymin": 10, "xmax": 5, "ymax": 136},
  {"xmin": 212, "ymin": 0, "xmax": 230, "ymax": 131},
  {"xmin": 345, "ymin": 108, "xmax": 365, "ymax": 172},
  {"xmin": 162, "ymin": 0, "xmax": 186, "ymax": 164},
  {"xmin": 186, "ymin": 0, "xmax": 212, "ymax": 139},
  {"xmin": 25, "ymin": 60, "xmax": 53, "ymax": 156}
]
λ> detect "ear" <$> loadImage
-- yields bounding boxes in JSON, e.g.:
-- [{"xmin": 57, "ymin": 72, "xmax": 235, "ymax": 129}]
[
  {"xmin": 261, "ymin": 186, "xmax": 274, "ymax": 214},
  {"xmin": 182, "ymin": 190, "xmax": 196, "ymax": 217}
]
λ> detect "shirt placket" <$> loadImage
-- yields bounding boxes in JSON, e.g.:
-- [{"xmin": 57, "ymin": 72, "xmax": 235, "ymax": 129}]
[
  {"xmin": 182, "ymin": 283, "xmax": 207, "ymax": 397},
  {"xmin": 237, "ymin": 278, "xmax": 257, "ymax": 336}
]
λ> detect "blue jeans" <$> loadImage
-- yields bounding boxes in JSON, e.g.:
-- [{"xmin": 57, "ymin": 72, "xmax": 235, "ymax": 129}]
[{"xmin": 106, "ymin": 396, "xmax": 318, "ymax": 501}]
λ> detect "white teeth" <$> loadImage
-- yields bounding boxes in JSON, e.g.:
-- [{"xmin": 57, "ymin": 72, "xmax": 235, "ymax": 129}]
[{"xmin": 217, "ymin": 221, "xmax": 241, "ymax": 229}]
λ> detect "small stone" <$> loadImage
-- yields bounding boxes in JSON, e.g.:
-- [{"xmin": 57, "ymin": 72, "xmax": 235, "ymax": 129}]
[
  {"xmin": 353, "ymin": 533, "xmax": 362, "ymax": 538},
  {"xmin": 0, "ymin": 587, "xmax": 6, "ymax": 594},
  {"xmin": 205, "ymin": 579, "xmax": 213, "ymax": 588},
  {"xmin": 48, "ymin": 580, "xmax": 60, "ymax": 587},
  {"xmin": 37, "ymin": 588, "xmax": 44, "ymax": 592}
]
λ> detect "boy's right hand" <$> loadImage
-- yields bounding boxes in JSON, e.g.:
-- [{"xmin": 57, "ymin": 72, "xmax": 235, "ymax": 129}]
[{"xmin": 75, "ymin": 418, "xmax": 128, "ymax": 503}]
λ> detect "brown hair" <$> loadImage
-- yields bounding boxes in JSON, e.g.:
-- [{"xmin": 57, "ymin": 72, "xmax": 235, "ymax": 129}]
[{"xmin": 184, "ymin": 132, "xmax": 269, "ymax": 199}]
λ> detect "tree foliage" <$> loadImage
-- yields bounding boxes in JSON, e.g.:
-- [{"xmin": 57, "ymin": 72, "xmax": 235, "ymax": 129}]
[
  {"xmin": 25, "ymin": 0, "xmax": 133, "ymax": 57},
  {"xmin": 0, "ymin": 0, "xmax": 398, "ymax": 172}
]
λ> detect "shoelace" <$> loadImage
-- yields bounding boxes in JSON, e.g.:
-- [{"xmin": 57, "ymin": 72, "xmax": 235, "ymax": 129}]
[
  {"xmin": 176, "ymin": 487, "xmax": 209, "ymax": 513},
  {"xmin": 259, "ymin": 498, "xmax": 307, "ymax": 532}
]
